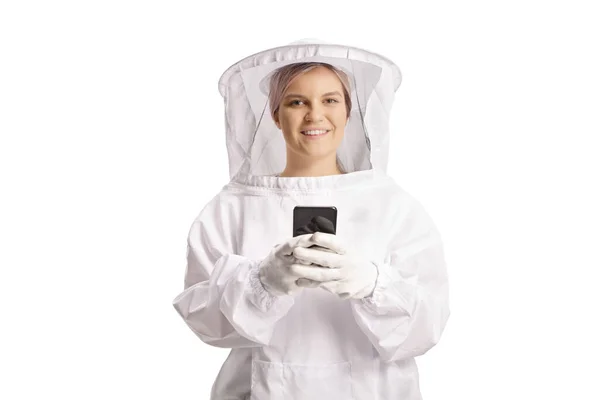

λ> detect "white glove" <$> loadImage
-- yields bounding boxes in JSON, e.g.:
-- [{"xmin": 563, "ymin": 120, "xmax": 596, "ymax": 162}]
[
  {"xmin": 258, "ymin": 234, "xmax": 322, "ymax": 297},
  {"xmin": 292, "ymin": 232, "xmax": 379, "ymax": 300}
]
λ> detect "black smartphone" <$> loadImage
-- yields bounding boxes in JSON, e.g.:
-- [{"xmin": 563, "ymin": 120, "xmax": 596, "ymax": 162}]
[{"xmin": 293, "ymin": 206, "xmax": 337, "ymax": 237}]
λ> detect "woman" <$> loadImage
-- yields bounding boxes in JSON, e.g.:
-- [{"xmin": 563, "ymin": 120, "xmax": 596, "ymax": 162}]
[{"xmin": 173, "ymin": 39, "xmax": 450, "ymax": 400}]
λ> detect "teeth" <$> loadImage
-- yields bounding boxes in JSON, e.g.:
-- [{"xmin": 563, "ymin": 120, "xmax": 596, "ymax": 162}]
[{"xmin": 302, "ymin": 130, "xmax": 328, "ymax": 135}]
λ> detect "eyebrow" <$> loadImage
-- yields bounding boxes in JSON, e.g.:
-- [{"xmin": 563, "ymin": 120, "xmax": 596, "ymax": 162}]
[{"xmin": 284, "ymin": 91, "xmax": 343, "ymax": 99}]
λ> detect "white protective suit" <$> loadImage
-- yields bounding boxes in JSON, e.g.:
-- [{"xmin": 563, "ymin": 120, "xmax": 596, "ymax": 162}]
[{"xmin": 172, "ymin": 39, "xmax": 450, "ymax": 400}]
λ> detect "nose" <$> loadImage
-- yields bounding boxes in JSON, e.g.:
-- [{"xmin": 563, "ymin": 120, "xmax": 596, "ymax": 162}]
[{"xmin": 305, "ymin": 103, "xmax": 325, "ymax": 122}]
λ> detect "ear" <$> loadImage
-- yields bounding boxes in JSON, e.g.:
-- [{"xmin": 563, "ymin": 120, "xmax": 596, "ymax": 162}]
[{"xmin": 274, "ymin": 114, "xmax": 281, "ymax": 129}]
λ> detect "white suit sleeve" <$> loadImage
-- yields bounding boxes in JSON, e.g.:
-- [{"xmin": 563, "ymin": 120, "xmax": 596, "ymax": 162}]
[
  {"xmin": 350, "ymin": 200, "xmax": 451, "ymax": 362},
  {"xmin": 172, "ymin": 200, "xmax": 295, "ymax": 348}
]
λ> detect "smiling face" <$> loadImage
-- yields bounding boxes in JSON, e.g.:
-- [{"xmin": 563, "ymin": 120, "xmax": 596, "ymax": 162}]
[{"xmin": 273, "ymin": 66, "xmax": 349, "ymax": 161}]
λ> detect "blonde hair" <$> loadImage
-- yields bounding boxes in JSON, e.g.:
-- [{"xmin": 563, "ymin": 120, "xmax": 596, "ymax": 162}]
[{"xmin": 268, "ymin": 62, "xmax": 352, "ymax": 122}]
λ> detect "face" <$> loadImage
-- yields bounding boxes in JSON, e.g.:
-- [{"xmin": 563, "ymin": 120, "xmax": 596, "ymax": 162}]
[{"xmin": 274, "ymin": 66, "xmax": 348, "ymax": 160}]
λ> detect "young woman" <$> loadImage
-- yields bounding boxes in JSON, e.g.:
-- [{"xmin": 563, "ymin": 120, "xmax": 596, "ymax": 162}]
[{"xmin": 173, "ymin": 40, "xmax": 450, "ymax": 400}]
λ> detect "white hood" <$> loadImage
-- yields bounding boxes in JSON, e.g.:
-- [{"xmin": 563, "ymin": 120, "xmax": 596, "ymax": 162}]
[{"xmin": 217, "ymin": 39, "xmax": 402, "ymax": 179}]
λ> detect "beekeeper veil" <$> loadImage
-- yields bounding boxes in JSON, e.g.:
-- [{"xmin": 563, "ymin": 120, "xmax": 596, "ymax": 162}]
[{"xmin": 217, "ymin": 39, "xmax": 402, "ymax": 179}]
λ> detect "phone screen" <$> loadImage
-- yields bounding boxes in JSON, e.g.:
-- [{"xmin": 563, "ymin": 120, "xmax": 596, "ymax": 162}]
[{"xmin": 293, "ymin": 206, "xmax": 337, "ymax": 237}]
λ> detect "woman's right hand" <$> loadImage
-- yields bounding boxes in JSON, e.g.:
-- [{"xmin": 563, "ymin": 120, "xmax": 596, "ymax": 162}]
[{"xmin": 258, "ymin": 234, "xmax": 322, "ymax": 296}]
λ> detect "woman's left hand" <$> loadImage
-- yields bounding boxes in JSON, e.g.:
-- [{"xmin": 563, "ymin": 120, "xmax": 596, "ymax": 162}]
[{"xmin": 292, "ymin": 232, "xmax": 378, "ymax": 300}]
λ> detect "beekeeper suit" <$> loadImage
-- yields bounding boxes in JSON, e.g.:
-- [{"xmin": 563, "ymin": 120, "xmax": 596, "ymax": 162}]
[{"xmin": 172, "ymin": 39, "xmax": 450, "ymax": 400}]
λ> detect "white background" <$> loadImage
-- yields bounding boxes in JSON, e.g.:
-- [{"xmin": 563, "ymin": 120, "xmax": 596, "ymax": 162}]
[{"xmin": 1, "ymin": 0, "xmax": 599, "ymax": 399}]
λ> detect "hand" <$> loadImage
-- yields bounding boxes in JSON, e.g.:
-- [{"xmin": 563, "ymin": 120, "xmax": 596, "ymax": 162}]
[
  {"xmin": 292, "ymin": 232, "xmax": 378, "ymax": 300},
  {"xmin": 258, "ymin": 234, "xmax": 322, "ymax": 296}
]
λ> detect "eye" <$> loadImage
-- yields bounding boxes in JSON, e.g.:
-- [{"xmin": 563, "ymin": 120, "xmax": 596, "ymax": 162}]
[
  {"xmin": 290, "ymin": 100, "xmax": 304, "ymax": 106},
  {"xmin": 325, "ymin": 98, "xmax": 339, "ymax": 104}
]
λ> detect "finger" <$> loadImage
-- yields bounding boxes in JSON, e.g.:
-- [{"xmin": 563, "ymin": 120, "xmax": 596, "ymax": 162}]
[
  {"xmin": 296, "ymin": 278, "xmax": 321, "ymax": 288},
  {"xmin": 310, "ymin": 232, "xmax": 347, "ymax": 254},
  {"xmin": 320, "ymin": 280, "xmax": 340, "ymax": 292},
  {"xmin": 277, "ymin": 234, "xmax": 315, "ymax": 256},
  {"xmin": 319, "ymin": 283, "xmax": 351, "ymax": 300},
  {"xmin": 289, "ymin": 264, "xmax": 343, "ymax": 282},
  {"xmin": 295, "ymin": 257, "xmax": 313, "ymax": 266},
  {"xmin": 292, "ymin": 247, "xmax": 342, "ymax": 268},
  {"xmin": 309, "ymin": 245, "xmax": 336, "ymax": 253},
  {"xmin": 319, "ymin": 282, "xmax": 350, "ymax": 299}
]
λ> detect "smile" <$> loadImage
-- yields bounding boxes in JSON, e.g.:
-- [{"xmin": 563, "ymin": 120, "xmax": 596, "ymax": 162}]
[{"xmin": 301, "ymin": 129, "xmax": 330, "ymax": 137}]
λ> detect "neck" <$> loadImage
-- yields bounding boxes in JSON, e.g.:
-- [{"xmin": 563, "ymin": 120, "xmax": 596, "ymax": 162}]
[{"xmin": 279, "ymin": 151, "xmax": 343, "ymax": 177}]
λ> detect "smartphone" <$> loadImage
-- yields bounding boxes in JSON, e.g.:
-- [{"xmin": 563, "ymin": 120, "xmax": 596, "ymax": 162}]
[{"xmin": 293, "ymin": 206, "xmax": 337, "ymax": 237}]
